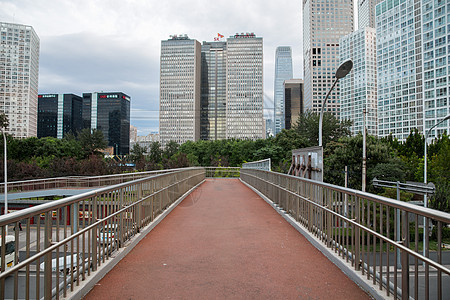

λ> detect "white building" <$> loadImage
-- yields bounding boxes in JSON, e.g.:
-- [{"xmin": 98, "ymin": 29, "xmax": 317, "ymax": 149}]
[
  {"xmin": 421, "ymin": 0, "xmax": 450, "ymax": 140},
  {"xmin": 226, "ymin": 33, "xmax": 264, "ymax": 140},
  {"xmin": 159, "ymin": 35, "xmax": 201, "ymax": 148},
  {"xmin": 375, "ymin": 0, "xmax": 423, "ymax": 140},
  {"xmin": 0, "ymin": 22, "xmax": 40, "ymax": 137},
  {"xmin": 303, "ymin": 0, "xmax": 354, "ymax": 117}
]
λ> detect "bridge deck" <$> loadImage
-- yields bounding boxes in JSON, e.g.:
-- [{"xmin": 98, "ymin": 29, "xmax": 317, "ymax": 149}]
[{"xmin": 85, "ymin": 179, "xmax": 370, "ymax": 299}]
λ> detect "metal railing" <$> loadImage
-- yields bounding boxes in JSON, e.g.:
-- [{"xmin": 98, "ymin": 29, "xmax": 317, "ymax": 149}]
[
  {"xmin": 241, "ymin": 169, "xmax": 450, "ymax": 300},
  {"xmin": 0, "ymin": 169, "xmax": 182, "ymax": 194},
  {"xmin": 204, "ymin": 167, "xmax": 240, "ymax": 178},
  {"xmin": 242, "ymin": 158, "xmax": 271, "ymax": 171},
  {"xmin": 0, "ymin": 167, "xmax": 205, "ymax": 299}
]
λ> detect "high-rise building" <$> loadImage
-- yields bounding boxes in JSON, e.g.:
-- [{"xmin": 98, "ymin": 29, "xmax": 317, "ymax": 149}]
[
  {"xmin": 340, "ymin": 0, "xmax": 382, "ymax": 137},
  {"xmin": 284, "ymin": 79, "xmax": 304, "ymax": 130},
  {"xmin": 37, "ymin": 94, "xmax": 83, "ymax": 138},
  {"xmin": 303, "ymin": 0, "xmax": 354, "ymax": 116},
  {"xmin": 274, "ymin": 46, "xmax": 293, "ymax": 135},
  {"xmin": 375, "ymin": 0, "xmax": 423, "ymax": 140},
  {"xmin": 340, "ymin": 28, "xmax": 378, "ymax": 136},
  {"xmin": 82, "ymin": 92, "xmax": 130, "ymax": 155},
  {"xmin": 421, "ymin": 0, "xmax": 450, "ymax": 140},
  {"xmin": 200, "ymin": 41, "xmax": 227, "ymax": 140},
  {"xmin": 0, "ymin": 22, "xmax": 40, "ymax": 138},
  {"xmin": 226, "ymin": 33, "xmax": 264, "ymax": 140},
  {"xmin": 159, "ymin": 35, "xmax": 201, "ymax": 147},
  {"xmin": 359, "ymin": 0, "xmax": 384, "ymax": 29}
]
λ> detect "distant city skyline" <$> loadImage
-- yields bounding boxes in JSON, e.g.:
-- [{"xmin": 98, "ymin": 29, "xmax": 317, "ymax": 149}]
[{"xmin": 0, "ymin": 0, "xmax": 304, "ymax": 135}]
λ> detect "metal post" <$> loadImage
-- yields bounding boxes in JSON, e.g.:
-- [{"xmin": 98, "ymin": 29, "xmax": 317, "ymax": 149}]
[
  {"xmin": 396, "ymin": 182, "xmax": 401, "ymax": 269},
  {"xmin": 3, "ymin": 132, "xmax": 7, "ymax": 235},
  {"xmin": 319, "ymin": 78, "xmax": 338, "ymax": 148},
  {"xmin": 362, "ymin": 108, "xmax": 367, "ymax": 192},
  {"xmin": 401, "ymin": 210, "xmax": 410, "ymax": 299}
]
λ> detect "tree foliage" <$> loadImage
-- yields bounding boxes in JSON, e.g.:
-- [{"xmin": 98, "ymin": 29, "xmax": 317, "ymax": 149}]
[{"xmin": 294, "ymin": 111, "xmax": 352, "ymax": 147}]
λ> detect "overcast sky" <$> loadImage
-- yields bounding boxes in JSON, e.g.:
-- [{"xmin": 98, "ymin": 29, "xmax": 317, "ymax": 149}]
[{"xmin": 1, "ymin": 0, "xmax": 304, "ymax": 135}]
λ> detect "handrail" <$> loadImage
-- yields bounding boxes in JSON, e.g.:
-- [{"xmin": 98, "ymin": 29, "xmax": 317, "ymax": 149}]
[
  {"xmin": 240, "ymin": 168, "xmax": 450, "ymax": 300},
  {"xmin": 0, "ymin": 167, "xmax": 205, "ymax": 299}
]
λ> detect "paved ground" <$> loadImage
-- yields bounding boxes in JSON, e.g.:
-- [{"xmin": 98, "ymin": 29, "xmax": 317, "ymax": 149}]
[{"xmin": 85, "ymin": 179, "xmax": 371, "ymax": 299}]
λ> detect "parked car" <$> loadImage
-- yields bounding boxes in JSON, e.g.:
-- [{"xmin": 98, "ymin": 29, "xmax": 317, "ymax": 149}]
[
  {"xmin": 97, "ymin": 224, "xmax": 119, "ymax": 246},
  {"xmin": 39, "ymin": 253, "xmax": 83, "ymax": 274}
]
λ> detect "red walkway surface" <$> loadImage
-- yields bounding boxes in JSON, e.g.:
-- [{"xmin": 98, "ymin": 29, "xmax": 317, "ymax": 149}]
[{"xmin": 85, "ymin": 179, "xmax": 371, "ymax": 299}]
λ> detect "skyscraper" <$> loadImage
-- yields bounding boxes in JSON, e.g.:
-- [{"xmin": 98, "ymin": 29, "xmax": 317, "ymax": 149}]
[
  {"xmin": 420, "ymin": 0, "xmax": 450, "ymax": 140},
  {"xmin": 284, "ymin": 79, "xmax": 304, "ymax": 130},
  {"xmin": 359, "ymin": 0, "xmax": 384, "ymax": 29},
  {"xmin": 159, "ymin": 35, "xmax": 201, "ymax": 147},
  {"xmin": 226, "ymin": 33, "xmax": 264, "ymax": 140},
  {"xmin": 340, "ymin": 0, "xmax": 381, "ymax": 137},
  {"xmin": 37, "ymin": 94, "xmax": 83, "ymax": 139},
  {"xmin": 0, "ymin": 22, "xmax": 40, "ymax": 138},
  {"xmin": 375, "ymin": 0, "xmax": 423, "ymax": 140},
  {"xmin": 340, "ymin": 28, "xmax": 378, "ymax": 136},
  {"xmin": 303, "ymin": 0, "xmax": 354, "ymax": 116},
  {"xmin": 200, "ymin": 41, "xmax": 227, "ymax": 140},
  {"xmin": 274, "ymin": 46, "xmax": 293, "ymax": 135},
  {"xmin": 82, "ymin": 92, "xmax": 130, "ymax": 155}
]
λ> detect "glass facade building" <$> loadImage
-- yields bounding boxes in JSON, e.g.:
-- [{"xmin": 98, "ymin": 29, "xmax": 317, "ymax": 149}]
[
  {"xmin": 0, "ymin": 22, "xmax": 40, "ymax": 137},
  {"xmin": 82, "ymin": 92, "xmax": 130, "ymax": 155},
  {"xmin": 274, "ymin": 46, "xmax": 293, "ymax": 135},
  {"xmin": 159, "ymin": 35, "xmax": 201, "ymax": 148},
  {"xmin": 375, "ymin": 0, "xmax": 423, "ymax": 140},
  {"xmin": 226, "ymin": 33, "xmax": 264, "ymax": 140},
  {"xmin": 340, "ymin": 28, "xmax": 378, "ymax": 136},
  {"xmin": 37, "ymin": 93, "xmax": 83, "ymax": 138},
  {"xmin": 303, "ymin": 0, "xmax": 354, "ymax": 117},
  {"xmin": 421, "ymin": 0, "xmax": 449, "ymax": 140},
  {"xmin": 284, "ymin": 79, "xmax": 304, "ymax": 130},
  {"xmin": 201, "ymin": 41, "xmax": 227, "ymax": 140}
]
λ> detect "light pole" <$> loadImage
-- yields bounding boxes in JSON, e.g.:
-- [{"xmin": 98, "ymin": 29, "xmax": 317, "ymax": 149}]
[
  {"xmin": 362, "ymin": 108, "xmax": 367, "ymax": 192},
  {"xmin": 319, "ymin": 59, "xmax": 353, "ymax": 147},
  {"xmin": 423, "ymin": 114, "xmax": 450, "ymax": 259},
  {"xmin": 1, "ymin": 129, "xmax": 7, "ymax": 235}
]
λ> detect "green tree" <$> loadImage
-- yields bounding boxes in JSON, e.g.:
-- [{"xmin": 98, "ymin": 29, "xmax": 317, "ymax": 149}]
[
  {"xmin": 77, "ymin": 128, "xmax": 107, "ymax": 157},
  {"xmin": 0, "ymin": 113, "xmax": 8, "ymax": 131},
  {"xmin": 294, "ymin": 111, "xmax": 352, "ymax": 148},
  {"xmin": 324, "ymin": 134, "xmax": 403, "ymax": 191},
  {"xmin": 148, "ymin": 141, "xmax": 162, "ymax": 164},
  {"xmin": 129, "ymin": 143, "xmax": 147, "ymax": 164}
]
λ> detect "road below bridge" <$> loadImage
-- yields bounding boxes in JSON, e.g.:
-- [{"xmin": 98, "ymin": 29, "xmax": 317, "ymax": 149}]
[{"xmin": 85, "ymin": 178, "xmax": 371, "ymax": 299}]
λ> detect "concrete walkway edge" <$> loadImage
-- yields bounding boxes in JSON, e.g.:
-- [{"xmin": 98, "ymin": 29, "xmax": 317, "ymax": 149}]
[
  {"xmin": 66, "ymin": 179, "xmax": 206, "ymax": 300},
  {"xmin": 239, "ymin": 179, "xmax": 390, "ymax": 300}
]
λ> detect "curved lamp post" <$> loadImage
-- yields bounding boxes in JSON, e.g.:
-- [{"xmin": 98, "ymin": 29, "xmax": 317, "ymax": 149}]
[
  {"xmin": 318, "ymin": 59, "xmax": 353, "ymax": 147},
  {"xmin": 423, "ymin": 114, "xmax": 450, "ymax": 260}
]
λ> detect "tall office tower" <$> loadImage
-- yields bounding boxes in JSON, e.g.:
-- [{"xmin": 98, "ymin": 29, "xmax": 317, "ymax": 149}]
[
  {"xmin": 422, "ymin": 0, "xmax": 449, "ymax": 140},
  {"xmin": 376, "ymin": 0, "xmax": 423, "ymax": 140},
  {"xmin": 340, "ymin": 28, "xmax": 378, "ymax": 136},
  {"xmin": 200, "ymin": 41, "xmax": 227, "ymax": 140},
  {"xmin": 303, "ymin": 0, "xmax": 354, "ymax": 116},
  {"xmin": 0, "ymin": 22, "xmax": 40, "ymax": 138},
  {"xmin": 226, "ymin": 33, "xmax": 264, "ymax": 140},
  {"xmin": 359, "ymin": 0, "xmax": 384, "ymax": 28},
  {"xmin": 284, "ymin": 79, "xmax": 304, "ymax": 130},
  {"xmin": 82, "ymin": 92, "xmax": 131, "ymax": 155},
  {"xmin": 159, "ymin": 35, "xmax": 201, "ymax": 147},
  {"xmin": 37, "ymin": 94, "xmax": 83, "ymax": 138},
  {"xmin": 274, "ymin": 46, "xmax": 293, "ymax": 135}
]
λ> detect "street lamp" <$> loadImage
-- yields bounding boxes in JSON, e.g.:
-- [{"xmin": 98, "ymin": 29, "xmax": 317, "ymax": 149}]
[
  {"xmin": 423, "ymin": 114, "xmax": 450, "ymax": 259},
  {"xmin": 319, "ymin": 59, "xmax": 353, "ymax": 147},
  {"xmin": 1, "ymin": 129, "xmax": 7, "ymax": 235}
]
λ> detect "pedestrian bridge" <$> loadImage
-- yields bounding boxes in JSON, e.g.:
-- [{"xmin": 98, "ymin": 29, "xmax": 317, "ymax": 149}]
[{"xmin": 0, "ymin": 167, "xmax": 449, "ymax": 299}]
